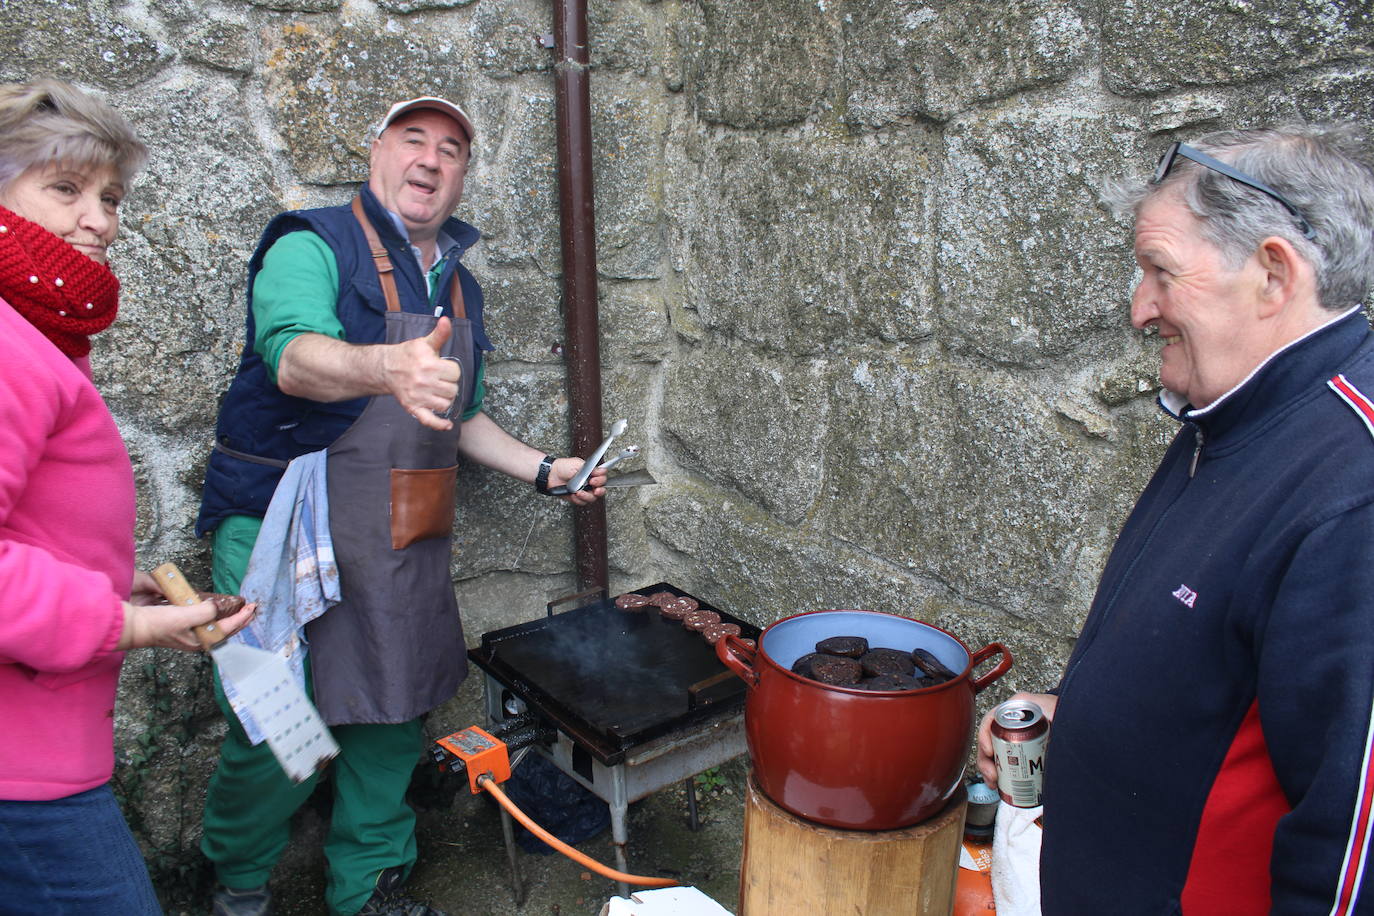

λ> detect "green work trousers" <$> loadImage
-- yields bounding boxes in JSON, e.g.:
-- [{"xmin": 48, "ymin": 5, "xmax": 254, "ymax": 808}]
[{"xmin": 199, "ymin": 517, "xmax": 425, "ymax": 916}]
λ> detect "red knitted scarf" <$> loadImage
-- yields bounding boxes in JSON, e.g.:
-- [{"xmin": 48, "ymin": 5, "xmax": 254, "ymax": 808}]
[{"xmin": 0, "ymin": 204, "xmax": 119, "ymax": 357}]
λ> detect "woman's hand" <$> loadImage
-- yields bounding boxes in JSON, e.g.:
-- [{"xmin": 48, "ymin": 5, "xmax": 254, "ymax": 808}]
[
  {"xmin": 118, "ymin": 569, "xmax": 257, "ymax": 651},
  {"xmin": 976, "ymin": 691, "xmax": 1058, "ymax": 786},
  {"xmin": 118, "ymin": 599, "xmax": 256, "ymax": 652}
]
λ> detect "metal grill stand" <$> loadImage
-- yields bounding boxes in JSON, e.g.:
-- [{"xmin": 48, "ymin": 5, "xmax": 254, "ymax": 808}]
[{"xmin": 481, "ymin": 671, "xmax": 746, "ymax": 899}]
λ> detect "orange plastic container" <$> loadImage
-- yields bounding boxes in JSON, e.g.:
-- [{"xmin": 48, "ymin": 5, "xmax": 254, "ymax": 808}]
[{"xmin": 955, "ymin": 867, "xmax": 997, "ymax": 914}]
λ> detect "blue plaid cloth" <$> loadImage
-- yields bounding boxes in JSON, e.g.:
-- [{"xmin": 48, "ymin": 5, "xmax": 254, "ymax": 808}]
[{"xmin": 223, "ymin": 449, "xmax": 339, "ymax": 744}]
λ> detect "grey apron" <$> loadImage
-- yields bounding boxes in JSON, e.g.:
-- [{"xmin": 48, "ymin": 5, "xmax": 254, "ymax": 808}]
[{"xmin": 307, "ymin": 206, "xmax": 475, "ymax": 725}]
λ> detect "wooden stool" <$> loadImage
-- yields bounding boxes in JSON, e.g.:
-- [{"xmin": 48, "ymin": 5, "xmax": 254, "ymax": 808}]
[{"xmin": 739, "ymin": 773, "xmax": 967, "ymax": 916}]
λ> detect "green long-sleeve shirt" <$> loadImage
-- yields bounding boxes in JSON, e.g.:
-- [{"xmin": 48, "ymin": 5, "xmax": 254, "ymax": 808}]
[{"xmin": 251, "ymin": 229, "xmax": 485, "ymax": 419}]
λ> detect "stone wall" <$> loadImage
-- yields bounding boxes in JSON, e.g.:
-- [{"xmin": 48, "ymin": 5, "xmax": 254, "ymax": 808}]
[{"xmin": 5, "ymin": 0, "xmax": 1373, "ymax": 901}]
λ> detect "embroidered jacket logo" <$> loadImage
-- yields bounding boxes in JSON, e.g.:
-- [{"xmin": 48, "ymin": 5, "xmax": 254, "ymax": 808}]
[{"xmin": 1172, "ymin": 584, "xmax": 1198, "ymax": 608}]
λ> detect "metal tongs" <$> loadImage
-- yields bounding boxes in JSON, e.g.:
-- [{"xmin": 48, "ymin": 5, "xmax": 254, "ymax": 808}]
[
  {"xmin": 604, "ymin": 444, "xmax": 641, "ymax": 471},
  {"xmin": 549, "ymin": 419, "xmax": 630, "ymax": 495}
]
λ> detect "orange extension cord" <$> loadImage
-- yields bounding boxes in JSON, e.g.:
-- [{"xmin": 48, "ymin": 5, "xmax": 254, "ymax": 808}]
[{"xmin": 478, "ymin": 774, "xmax": 679, "ymax": 889}]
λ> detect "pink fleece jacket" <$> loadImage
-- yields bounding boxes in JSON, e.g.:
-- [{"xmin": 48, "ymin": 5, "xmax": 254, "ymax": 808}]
[{"xmin": 0, "ymin": 296, "xmax": 135, "ymax": 801}]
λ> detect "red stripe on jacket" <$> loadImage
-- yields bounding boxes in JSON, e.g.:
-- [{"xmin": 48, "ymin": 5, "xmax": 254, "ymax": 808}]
[
  {"xmin": 1330, "ymin": 374, "xmax": 1374, "ymax": 439},
  {"xmin": 1334, "ymin": 754, "xmax": 1374, "ymax": 916},
  {"xmin": 1325, "ymin": 373, "xmax": 1374, "ymax": 914},
  {"xmin": 1181, "ymin": 701, "xmax": 1289, "ymax": 913}
]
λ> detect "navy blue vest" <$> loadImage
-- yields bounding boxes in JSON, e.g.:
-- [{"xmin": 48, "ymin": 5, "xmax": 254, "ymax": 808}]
[{"xmin": 196, "ymin": 185, "xmax": 492, "ymax": 536}]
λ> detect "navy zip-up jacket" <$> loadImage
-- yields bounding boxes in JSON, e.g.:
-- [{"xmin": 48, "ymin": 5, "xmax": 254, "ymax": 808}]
[{"xmin": 1043, "ymin": 308, "xmax": 1374, "ymax": 914}]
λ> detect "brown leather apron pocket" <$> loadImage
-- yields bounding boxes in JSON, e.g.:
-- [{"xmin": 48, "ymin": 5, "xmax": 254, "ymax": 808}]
[{"xmin": 389, "ymin": 465, "xmax": 457, "ymax": 549}]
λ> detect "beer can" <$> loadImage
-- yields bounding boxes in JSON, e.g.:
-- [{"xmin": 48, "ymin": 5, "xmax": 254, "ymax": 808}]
[{"xmin": 990, "ymin": 699, "xmax": 1048, "ymax": 808}]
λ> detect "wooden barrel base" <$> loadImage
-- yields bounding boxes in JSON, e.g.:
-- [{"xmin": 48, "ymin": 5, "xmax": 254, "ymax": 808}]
[{"xmin": 739, "ymin": 772, "xmax": 967, "ymax": 916}]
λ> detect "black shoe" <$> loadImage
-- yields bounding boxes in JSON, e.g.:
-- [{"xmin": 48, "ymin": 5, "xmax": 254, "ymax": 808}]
[
  {"xmin": 211, "ymin": 883, "xmax": 273, "ymax": 916},
  {"xmin": 356, "ymin": 866, "xmax": 450, "ymax": 916}
]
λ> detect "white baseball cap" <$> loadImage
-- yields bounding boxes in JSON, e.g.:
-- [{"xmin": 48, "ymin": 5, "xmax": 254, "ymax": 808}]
[{"xmin": 377, "ymin": 96, "xmax": 475, "ymax": 145}]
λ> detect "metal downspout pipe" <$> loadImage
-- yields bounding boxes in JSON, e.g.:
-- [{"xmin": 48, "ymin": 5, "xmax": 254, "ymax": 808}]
[{"xmin": 552, "ymin": 0, "xmax": 608, "ymax": 590}]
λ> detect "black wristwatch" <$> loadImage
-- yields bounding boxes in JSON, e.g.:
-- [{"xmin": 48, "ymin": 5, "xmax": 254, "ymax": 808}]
[{"xmin": 534, "ymin": 455, "xmax": 556, "ymax": 495}]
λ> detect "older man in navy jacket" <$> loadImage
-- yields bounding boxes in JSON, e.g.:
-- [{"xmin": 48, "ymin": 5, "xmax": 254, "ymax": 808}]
[{"xmin": 979, "ymin": 125, "xmax": 1374, "ymax": 913}]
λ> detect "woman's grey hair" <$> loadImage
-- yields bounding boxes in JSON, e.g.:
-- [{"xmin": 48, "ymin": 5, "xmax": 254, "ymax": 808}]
[
  {"xmin": 0, "ymin": 79, "xmax": 147, "ymax": 192},
  {"xmin": 1104, "ymin": 124, "xmax": 1374, "ymax": 311}
]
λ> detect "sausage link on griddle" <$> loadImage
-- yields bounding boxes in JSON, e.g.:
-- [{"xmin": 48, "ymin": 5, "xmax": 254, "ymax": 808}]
[
  {"xmin": 684, "ymin": 610, "xmax": 721, "ymax": 631},
  {"xmin": 659, "ymin": 601, "xmax": 691, "ymax": 620},
  {"xmin": 702, "ymin": 622, "xmax": 740, "ymax": 645}
]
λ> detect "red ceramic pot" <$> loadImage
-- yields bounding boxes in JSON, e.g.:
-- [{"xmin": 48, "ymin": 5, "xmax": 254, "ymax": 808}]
[{"xmin": 717, "ymin": 609, "xmax": 1011, "ymax": 830}]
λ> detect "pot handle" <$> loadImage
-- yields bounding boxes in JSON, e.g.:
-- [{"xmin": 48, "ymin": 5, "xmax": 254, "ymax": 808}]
[
  {"xmin": 968, "ymin": 643, "xmax": 1013, "ymax": 694},
  {"xmin": 716, "ymin": 634, "xmax": 759, "ymax": 687}
]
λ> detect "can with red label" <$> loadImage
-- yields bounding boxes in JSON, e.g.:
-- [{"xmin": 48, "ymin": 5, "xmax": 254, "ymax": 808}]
[{"xmin": 990, "ymin": 698, "xmax": 1048, "ymax": 807}]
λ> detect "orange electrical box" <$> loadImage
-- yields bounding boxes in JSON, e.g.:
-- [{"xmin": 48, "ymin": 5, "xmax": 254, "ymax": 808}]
[{"xmin": 435, "ymin": 726, "xmax": 511, "ymax": 794}]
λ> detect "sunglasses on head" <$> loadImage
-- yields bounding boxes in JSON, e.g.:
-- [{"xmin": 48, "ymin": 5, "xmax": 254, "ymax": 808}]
[{"xmin": 1152, "ymin": 141, "xmax": 1316, "ymax": 240}]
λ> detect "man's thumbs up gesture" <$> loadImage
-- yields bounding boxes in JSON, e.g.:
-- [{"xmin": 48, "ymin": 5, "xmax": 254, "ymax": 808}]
[{"xmin": 383, "ymin": 316, "xmax": 463, "ymax": 430}]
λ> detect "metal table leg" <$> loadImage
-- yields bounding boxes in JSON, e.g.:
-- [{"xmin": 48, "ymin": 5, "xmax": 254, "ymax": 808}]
[
  {"xmin": 609, "ymin": 765, "xmax": 630, "ymax": 899},
  {"xmin": 498, "ymin": 805, "xmax": 526, "ymax": 906},
  {"xmin": 685, "ymin": 777, "xmax": 700, "ymax": 831}
]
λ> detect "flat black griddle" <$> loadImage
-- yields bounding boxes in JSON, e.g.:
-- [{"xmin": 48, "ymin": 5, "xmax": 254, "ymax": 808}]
[{"xmin": 468, "ymin": 583, "xmax": 760, "ymax": 765}]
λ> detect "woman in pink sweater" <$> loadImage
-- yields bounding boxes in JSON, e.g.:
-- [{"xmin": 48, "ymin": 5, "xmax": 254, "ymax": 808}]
[{"xmin": 0, "ymin": 80, "xmax": 254, "ymax": 914}]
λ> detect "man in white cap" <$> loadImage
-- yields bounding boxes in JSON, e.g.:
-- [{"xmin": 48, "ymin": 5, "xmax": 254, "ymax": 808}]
[{"xmin": 196, "ymin": 96, "xmax": 606, "ymax": 916}]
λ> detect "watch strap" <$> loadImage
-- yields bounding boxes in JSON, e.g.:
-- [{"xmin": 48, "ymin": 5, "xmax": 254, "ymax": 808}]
[{"xmin": 534, "ymin": 455, "xmax": 556, "ymax": 495}]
